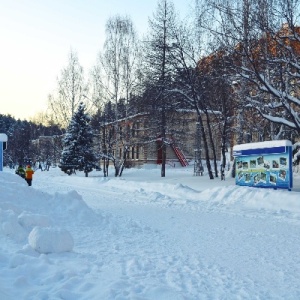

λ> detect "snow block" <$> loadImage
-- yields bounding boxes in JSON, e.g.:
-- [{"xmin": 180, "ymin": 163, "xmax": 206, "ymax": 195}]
[
  {"xmin": 28, "ymin": 226, "xmax": 74, "ymax": 254},
  {"xmin": 18, "ymin": 212, "xmax": 52, "ymax": 230}
]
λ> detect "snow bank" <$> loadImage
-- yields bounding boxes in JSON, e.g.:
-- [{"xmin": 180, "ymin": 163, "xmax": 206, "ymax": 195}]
[
  {"xmin": 0, "ymin": 172, "xmax": 97, "ymax": 255},
  {"xmin": 1, "ymin": 166, "xmax": 300, "ymax": 299}
]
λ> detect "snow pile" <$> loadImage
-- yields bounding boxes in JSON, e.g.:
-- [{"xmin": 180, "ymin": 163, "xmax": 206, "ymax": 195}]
[{"xmin": 0, "ymin": 172, "xmax": 93, "ymax": 255}]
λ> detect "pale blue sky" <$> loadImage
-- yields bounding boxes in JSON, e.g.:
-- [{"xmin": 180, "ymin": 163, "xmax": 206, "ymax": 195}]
[{"xmin": 0, "ymin": 0, "xmax": 193, "ymax": 120}]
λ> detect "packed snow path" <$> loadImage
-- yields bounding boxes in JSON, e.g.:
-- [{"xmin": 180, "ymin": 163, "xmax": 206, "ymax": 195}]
[{"xmin": 1, "ymin": 167, "xmax": 300, "ymax": 299}]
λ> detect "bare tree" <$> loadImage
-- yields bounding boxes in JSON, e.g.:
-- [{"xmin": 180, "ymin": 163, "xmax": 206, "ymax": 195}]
[
  {"xmin": 151, "ymin": 4, "xmax": 218, "ymax": 179},
  {"xmin": 238, "ymin": 1, "xmax": 300, "ymax": 138},
  {"xmin": 203, "ymin": 0, "xmax": 300, "ymax": 139},
  {"xmin": 48, "ymin": 50, "xmax": 88, "ymax": 128},
  {"xmin": 93, "ymin": 15, "xmax": 140, "ymax": 176}
]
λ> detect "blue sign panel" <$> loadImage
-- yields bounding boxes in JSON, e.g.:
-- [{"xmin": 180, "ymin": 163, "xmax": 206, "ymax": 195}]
[
  {"xmin": 0, "ymin": 142, "xmax": 3, "ymax": 171},
  {"xmin": 0, "ymin": 134, "xmax": 8, "ymax": 172},
  {"xmin": 233, "ymin": 140, "xmax": 293, "ymax": 190}
]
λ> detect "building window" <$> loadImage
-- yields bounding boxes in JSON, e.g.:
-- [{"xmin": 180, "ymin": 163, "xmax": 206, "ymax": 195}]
[
  {"xmin": 119, "ymin": 126, "xmax": 122, "ymax": 140},
  {"xmin": 136, "ymin": 146, "xmax": 139, "ymax": 159},
  {"xmin": 127, "ymin": 125, "xmax": 130, "ymax": 137},
  {"xmin": 132, "ymin": 147, "xmax": 135, "ymax": 159}
]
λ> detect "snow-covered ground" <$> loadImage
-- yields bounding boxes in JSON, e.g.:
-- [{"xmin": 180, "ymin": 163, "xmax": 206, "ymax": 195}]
[{"xmin": 1, "ymin": 165, "xmax": 300, "ymax": 299}]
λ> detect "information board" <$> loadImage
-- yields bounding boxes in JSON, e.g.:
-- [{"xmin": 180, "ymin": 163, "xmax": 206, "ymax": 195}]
[
  {"xmin": 0, "ymin": 133, "xmax": 8, "ymax": 171},
  {"xmin": 233, "ymin": 140, "xmax": 293, "ymax": 190}
]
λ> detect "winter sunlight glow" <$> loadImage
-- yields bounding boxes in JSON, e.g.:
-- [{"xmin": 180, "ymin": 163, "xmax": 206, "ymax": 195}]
[{"xmin": 0, "ymin": 0, "xmax": 191, "ymax": 120}]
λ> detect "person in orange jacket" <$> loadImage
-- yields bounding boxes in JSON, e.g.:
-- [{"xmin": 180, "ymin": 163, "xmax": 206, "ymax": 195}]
[{"xmin": 25, "ymin": 165, "xmax": 34, "ymax": 186}]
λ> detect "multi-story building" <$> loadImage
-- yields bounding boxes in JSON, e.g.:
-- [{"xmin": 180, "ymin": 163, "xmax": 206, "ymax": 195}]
[{"xmin": 101, "ymin": 109, "xmax": 222, "ymax": 169}]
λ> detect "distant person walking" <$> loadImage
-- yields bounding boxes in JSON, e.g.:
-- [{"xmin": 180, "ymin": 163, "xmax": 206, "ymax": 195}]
[
  {"xmin": 25, "ymin": 165, "xmax": 34, "ymax": 186},
  {"xmin": 16, "ymin": 165, "xmax": 25, "ymax": 178}
]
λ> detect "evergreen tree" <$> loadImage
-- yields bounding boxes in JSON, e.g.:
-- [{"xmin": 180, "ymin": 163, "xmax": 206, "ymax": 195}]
[{"xmin": 59, "ymin": 103, "xmax": 97, "ymax": 177}]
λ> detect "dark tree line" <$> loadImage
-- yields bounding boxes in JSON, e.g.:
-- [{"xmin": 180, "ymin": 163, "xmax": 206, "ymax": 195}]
[{"xmin": 0, "ymin": 114, "xmax": 62, "ymax": 168}]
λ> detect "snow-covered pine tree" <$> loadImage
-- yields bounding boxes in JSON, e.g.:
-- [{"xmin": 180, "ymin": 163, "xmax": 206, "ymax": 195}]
[{"xmin": 59, "ymin": 102, "xmax": 97, "ymax": 177}]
